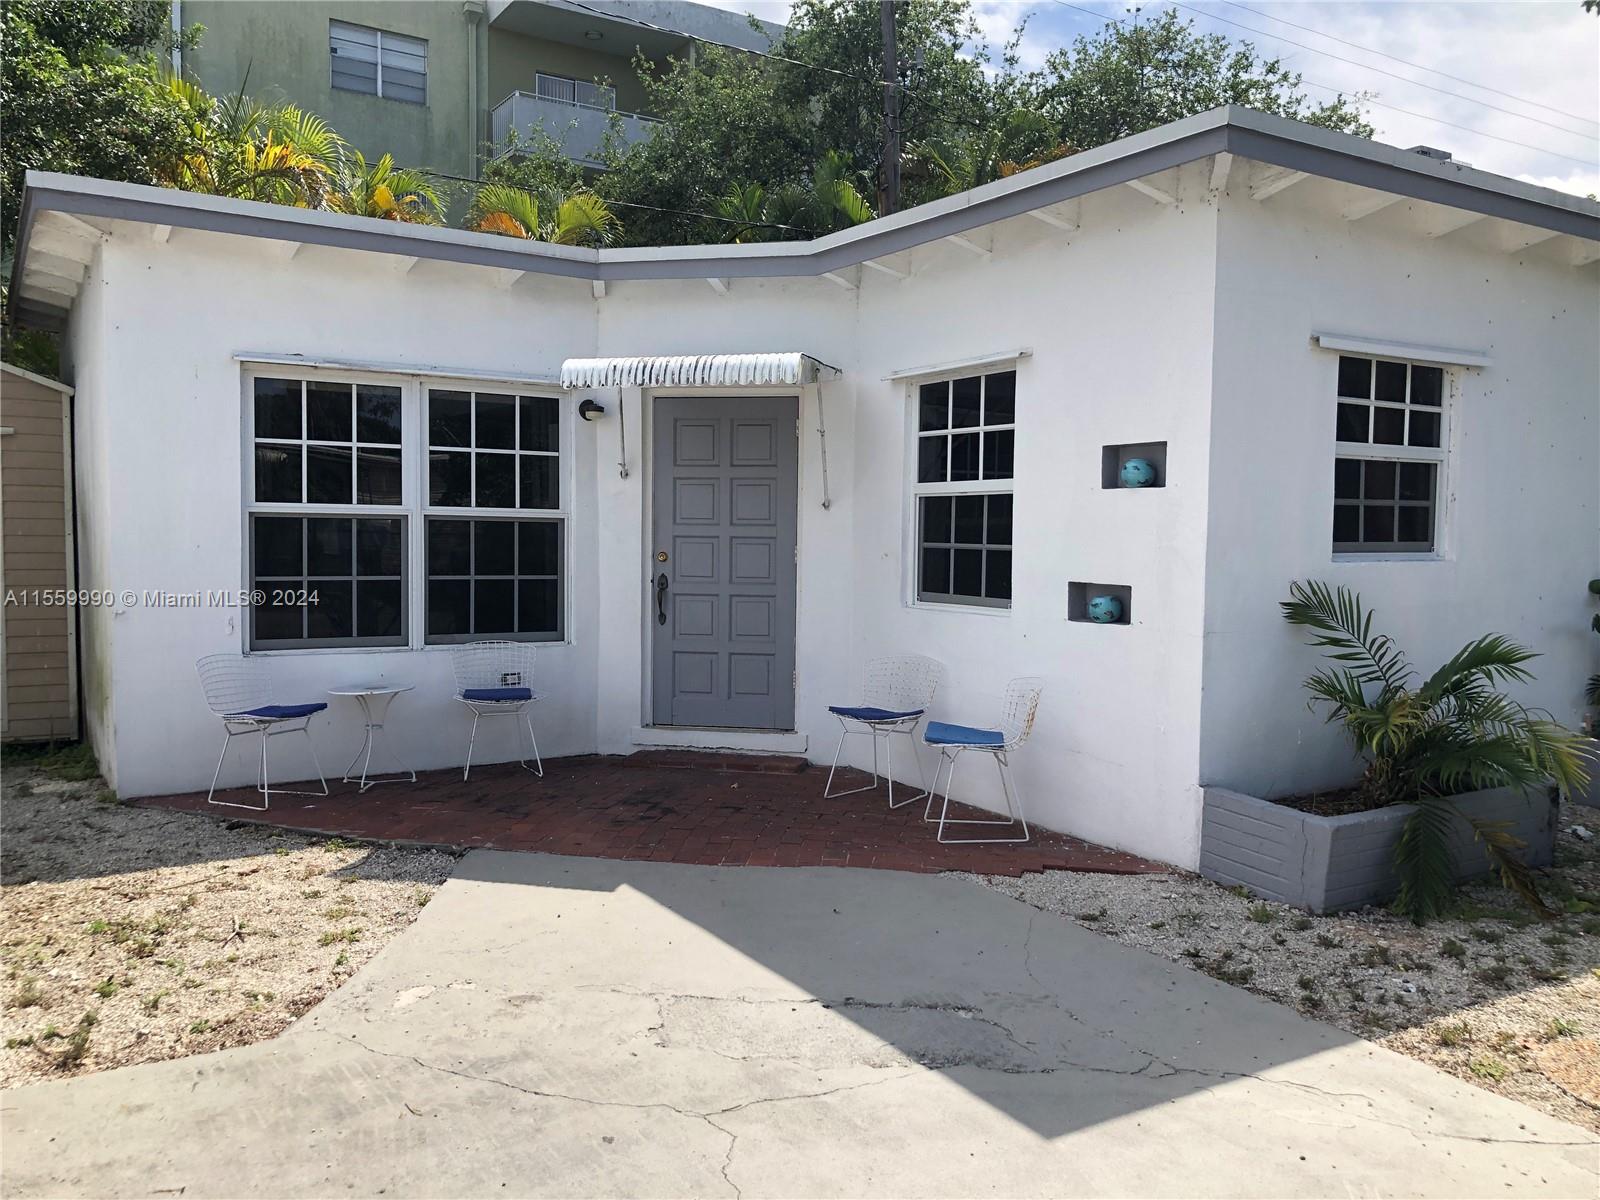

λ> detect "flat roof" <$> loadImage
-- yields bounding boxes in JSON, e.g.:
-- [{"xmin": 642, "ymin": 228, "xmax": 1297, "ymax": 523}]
[{"xmin": 11, "ymin": 105, "xmax": 1598, "ymax": 329}]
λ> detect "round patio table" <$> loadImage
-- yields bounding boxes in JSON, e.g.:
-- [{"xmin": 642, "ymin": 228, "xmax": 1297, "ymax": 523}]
[{"xmin": 328, "ymin": 683, "xmax": 417, "ymax": 794}]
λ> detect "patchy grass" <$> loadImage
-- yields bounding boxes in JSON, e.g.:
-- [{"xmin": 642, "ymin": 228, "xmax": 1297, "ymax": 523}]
[{"xmin": 2, "ymin": 760, "xmax": 456, "ymax": 1087}]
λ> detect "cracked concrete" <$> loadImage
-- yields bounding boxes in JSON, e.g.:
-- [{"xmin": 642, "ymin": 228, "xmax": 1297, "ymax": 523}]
[{"xmin": 2, "ymin": 851, "xmax": 1596, "ymax": 1198}]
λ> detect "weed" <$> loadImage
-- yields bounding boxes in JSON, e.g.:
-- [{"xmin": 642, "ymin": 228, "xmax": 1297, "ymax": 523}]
[
  {"xmin": 1296, "ymin": 975, "xmax": 1316, "ymax": 991},
  {"xmin": 1181, "ymin": 947, "xmax": 1202, "ymax": 959},
  {"xmin": 321, "ymin": 838, "xmax": 351, "ymax": 852},
  {"xmin": 322, "ymin": 904, "xmax": 357, "ymax": 921},
  {"xmin": 1356, "ymin": 944, "xmax": 1394, "ymax": 968},
  {"xmin": 1075, "ymin": 906, "xmax": 1108, "ymax": 923},
  {"xmin": 1491, "ymin": 1030, "xmax": 1519, "ymax": 1052},
  {"xmin": 91, "ymin": 977, "xmax": 120, "ymax": 999},
  {"xmin": 86, "ymin": 920, "xmax": 109, "ymax": 935},
  {"xmin": 127, "ymin": 939, "xmax": 155, "ymax": 959},
  {"xmin": 1475, "ymin": 964, "xmax": 1513, "ymax": 985},
  {"xmin": 1440, "ymin": 939, "xmax": 1468, "ymax": 960},
  {"xmin": 1581, "ymin": 917, "xmax": 1600, "ymax": 936},
  {"xmin": 414, "ymin": 890, "xmax": 431, "ymax": 908},
  {"xmin": 1299, "ymin": 993, "xmax": 1323, "ymax": 1010},
  {"xmin": 1469, "ymin": 1057, "xmax": 1510, "ymax": 1082},
  {"xmin": 11, "ymin": 741, "xmax": 101, "ymax": 783},
  {"xmin": 1315, "ymin": 933, "xmax": 1339, "ymax": 949},
  {"xmin": 318, "ymin": 928, "xmax": 362, "ymax": 946},
  {"xmin": 1435, "ymin": 1022, "xmax": 1471, "ymax": 1047},
  {"xmin": 1227, "ymin": 885, "xmax": 1250, "ymax": 900},
  {"xmin": 301, "ymin": 889, "xmax": 325, "ymax": 900},
  {"xmin": 1270, "ymin": 931, "xmax": 1288, "ymax": 946},
  {"xmin": 1147, "ymin": 920, "xmax": 1167, "ymax": 931},
  {"xmin": 188, "ymin": 1019, "xmax": 211, "ymax": 1034},
  {"xmin": 1207, "ymin": 961, "xmax": 1255, "ymax": 986},
  {"xmin": 179, "ymin": 895, "xmax": 198, "ymax": 911},
  {"xmin": 1530, "ymin": 964, "xmax": 1567, "ymax": 982},
  {"xmin": 333, "ymin": 951, "xmax": 350, "ymax": 967},
  {"xmin": 1247, "ymin": 903, "xmax": 1276, "ymax": 924},
  {"xmin": 1540, "ymin": 931, "xmax": 1570, "ymax": 948},
  {"xmin": 1469, "ymin": 927, "xmax": 1504, "ymax": 944},
  {"xmin": 1291, "ymin": 916, "xmax": 1314, "ymax": 932},
  {"xmin": 9, "ymin": 977, "xmax": 44, "ymax": 1009},
  {"xmin": 50, "ymin": 1011, "xmax": 97, "ymax": 1069},
  {"xmin": 1545, "ymin": 1018, "xmax": 1581, "ymax": 1039},
  {"xmin": 141, "ymin": 990, "xmax": 170, "ymax": 1014},
  {"xmin": 273, "ymin": 847, "xmax": 289, "ymax": 857},
  {"xmin": 1175, "ymin": 909, "xmax": 1202, "ymax": 929},
  {"xmin": 5, "ymin": 1036, "xmax": 35, "ymax": 1048},
  {"xmin": 242, "ymin": 989, "xmax": 275, "ymax": 1004}
]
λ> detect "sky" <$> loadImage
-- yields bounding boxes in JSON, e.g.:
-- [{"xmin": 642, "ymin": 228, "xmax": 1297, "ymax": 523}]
[{"xmin": 702, "ymin": 1, "xmax": 1600, "ymax": 197}]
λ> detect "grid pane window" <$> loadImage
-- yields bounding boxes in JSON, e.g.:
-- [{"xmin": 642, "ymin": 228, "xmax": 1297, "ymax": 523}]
[
  {"xmin": 250, "ymin": 515, "xmax": 406, "ymax": 648},
  {"xmin": 425, "ymin": 517, "xmax": 563, "ymax": 642},
  {"xmin": 1332, "ymin": 355, "xmax": 1446, "ymax": 555},
  {"xmin": 428, "ymin": 389, "xmax": 560, "ymax": 510},
  {"xmin": 253, "ymin": 377, "xmax": 402, "ymax": 506},
  {"xmin": 330, "ymin": 20, "xmax": 426, "ymax": 104},
  {"xmin": 912, "ymin": 368, "xmax": 1016, "ymax": 608}
]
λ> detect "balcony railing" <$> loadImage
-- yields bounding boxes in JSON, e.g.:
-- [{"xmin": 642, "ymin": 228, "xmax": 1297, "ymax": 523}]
[{"xmin": 490, "ymin": 91, "xmax": 660, "ymax": 168}]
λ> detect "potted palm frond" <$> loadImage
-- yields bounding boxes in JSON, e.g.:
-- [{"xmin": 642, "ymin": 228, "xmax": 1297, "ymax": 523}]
[{"xmin": 1198, "ymin": 581, "xmax": 1593, "ymax": 922}]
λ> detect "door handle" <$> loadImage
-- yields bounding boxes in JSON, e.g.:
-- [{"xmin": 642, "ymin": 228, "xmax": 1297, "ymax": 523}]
[{"xmin": 655, "ymin": 572, "xmax": 669, "ymax": 626}]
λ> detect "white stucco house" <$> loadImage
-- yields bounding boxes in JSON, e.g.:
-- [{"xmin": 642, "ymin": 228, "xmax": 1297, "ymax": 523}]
[{"xmin": 8, "ymin": 107, "xmax": 1598, "ymax": 870}]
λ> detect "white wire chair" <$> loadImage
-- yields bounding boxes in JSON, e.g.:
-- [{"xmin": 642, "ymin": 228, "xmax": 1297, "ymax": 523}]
[
  {"xmin": 922, "ymin": 677, "xmax": 1045, "ymax": 844},
  {"xmin": 824, "ymin": 654, "xmax": 943, "ymax": 808},
  {"xmin": 195, "ymin": 653, "xmax": 329, "ymax": 811},
  {"xmin": 450, "ymin": 640, "xmax": 542, "ymax": 781}
]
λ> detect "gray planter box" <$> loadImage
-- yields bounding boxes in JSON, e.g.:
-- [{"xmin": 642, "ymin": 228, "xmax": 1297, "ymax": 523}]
[{"xmin": 1198, "ymin": 785, "xmax": 1557, "ymax": 914}]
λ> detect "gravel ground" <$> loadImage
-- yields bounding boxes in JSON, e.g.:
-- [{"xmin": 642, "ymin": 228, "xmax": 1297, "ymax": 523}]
[
  {"xmin": 955, "ymin": 800, "xmax": 1600, "ymax": 1132},
  {"xmin": 1, "ymin": 753, "xmax": 457, "ymax": 1088}
]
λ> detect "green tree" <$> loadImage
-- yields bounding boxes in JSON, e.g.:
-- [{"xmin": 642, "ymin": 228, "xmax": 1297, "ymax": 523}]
[
  {"xmin": 0, "ymin": 0, "xmax": 196, "ymax": 256},
  {"xmin": 1025, "ymin": 9, "xmax": 1372, "ymax": 148}
]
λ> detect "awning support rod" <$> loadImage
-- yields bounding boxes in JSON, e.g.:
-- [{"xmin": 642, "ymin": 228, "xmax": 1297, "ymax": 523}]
[{"xmin": 816, "ymin": 385, "xmax": 832, "ymax": 511}]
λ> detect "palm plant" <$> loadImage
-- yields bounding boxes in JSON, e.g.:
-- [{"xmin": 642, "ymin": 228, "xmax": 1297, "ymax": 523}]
[
  {"xmin": 155, "ymin": 75, "xmax": 340, "ymax": 208},
  {"xmin": 467, "ymin": 183, "xmax": 620, "ymax": 247},
  {"xmin": 328, "ymin": 150, "xmax": 442, "ymax": 224},
  {"xmin": 1282, "ymin": 580, "xmax": 1592, "ymax": 923},
  {"xmin": 709, "ymin": 152, "xmax": 874, "ymax": 244}
]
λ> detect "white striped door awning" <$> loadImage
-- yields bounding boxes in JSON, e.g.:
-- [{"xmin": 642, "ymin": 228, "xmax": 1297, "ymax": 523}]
[{"xmin": 559, "ymin": 353, "xmax": 836, "ymax": 389}]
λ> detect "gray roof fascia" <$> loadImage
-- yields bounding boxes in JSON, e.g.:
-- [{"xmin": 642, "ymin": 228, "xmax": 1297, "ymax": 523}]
[
  {"xmin": 12, "ymin": 107, "xmax": 1598, "ymax": 326},
  {"xmin": 1219, "ymin": 107, "xmax": 1600, "ymax": 240}
]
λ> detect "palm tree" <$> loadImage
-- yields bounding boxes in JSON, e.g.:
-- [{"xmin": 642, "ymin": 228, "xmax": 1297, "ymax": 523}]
[
  {"xmin": 155, "ymin": 75, "xmax": 340, "ymax": 208},
  {"xmin": 710, "ymin": 152, "xmax": 875, "ymax": 244},
  {"xmin": 328, "ymin": 150, "xmax": 443, "ymax": 224},
  {"xmin": 1282, "ymin": 580, "xmax": 1593, "ymax": 922},
  {"xmin": 466, "ymin": 183, "xmax": 620, "ymax": 247},
  {"xmin": 908, "ymin": 111, "xmax": 1075, "ymax": 200}
]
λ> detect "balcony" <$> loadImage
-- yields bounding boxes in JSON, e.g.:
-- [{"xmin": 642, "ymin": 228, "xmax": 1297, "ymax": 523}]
[{"xmin": 490, "ymin": 89, "xmax": 660, "ymax": 168}]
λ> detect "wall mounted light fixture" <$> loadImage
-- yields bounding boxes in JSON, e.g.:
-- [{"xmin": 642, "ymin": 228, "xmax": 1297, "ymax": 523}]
[{"xmin": 578, "ymin": 398, "xmax": 607, "ymax": 421}]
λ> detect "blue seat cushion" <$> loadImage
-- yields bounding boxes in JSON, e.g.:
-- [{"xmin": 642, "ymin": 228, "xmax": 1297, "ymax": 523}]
[
  {"xmin": 925, "ymin": 720, "xmax": 1004, "ymax": 747},
  {"xmin": 829, "ymin": 705, "xmax": 924, "ymax": 723},
  {"xmin": 462, "ymin": 686, "xmax": 533, "ymax": 702},
  {"xmin": 233, "ymin": 702, "xmax": 327, "ymax": 720}
]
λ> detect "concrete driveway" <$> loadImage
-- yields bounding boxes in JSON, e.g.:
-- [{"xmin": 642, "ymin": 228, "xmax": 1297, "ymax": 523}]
[{"xmin": 3, "ymin": 851, "xmax": 1596, "ymax": 1198}]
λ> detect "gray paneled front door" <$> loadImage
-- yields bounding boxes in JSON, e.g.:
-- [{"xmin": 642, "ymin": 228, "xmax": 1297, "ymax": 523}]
[{"xmin": 651, "ymin": 396, "xmax": 798, "ymax": 730}]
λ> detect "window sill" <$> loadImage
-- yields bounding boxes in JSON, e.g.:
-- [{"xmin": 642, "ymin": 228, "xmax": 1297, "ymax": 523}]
[
  {"xmin": 250, "ymin": 639, "xmax": 576, "ymax": 656},
  {"xmin": 1331, "ymin": 552, "xmax": 1447, "ymax": 564},
  {"xmin": 905, "ymin": 599, "xmax": 1012, "ymax": 617}
]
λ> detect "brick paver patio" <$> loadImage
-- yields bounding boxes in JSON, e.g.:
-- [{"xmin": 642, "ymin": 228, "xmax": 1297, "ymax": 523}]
[{"xmin": 137, "ymin": 753, "xmax": 1165, "ymax": 877}]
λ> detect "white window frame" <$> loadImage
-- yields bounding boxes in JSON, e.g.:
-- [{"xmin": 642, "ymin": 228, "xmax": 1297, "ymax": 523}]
[
  {"xmin": 240, "ymin": 366, "xmax": 572, "ymax": 654},
  {"xmin": 904, "ymin": 366, "xmax": 1017, "ymax": 613},
  {"xmin": 329, "ymin": 20, "xmax": 428, "ymax": 105},
  {"xmin": 421, "ymin": 386, "xmax": 570, "ymax": 645},
  {"xmin": 1329, "ymin": 351, "xmax": 1452, "ymax": 561}
]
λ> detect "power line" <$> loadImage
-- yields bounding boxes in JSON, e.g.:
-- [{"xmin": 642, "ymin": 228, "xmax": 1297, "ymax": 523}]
[
  {"xmin": 556, "ymin": 0, "xmax": 996, "ymax": 134},
  {"xmin": 1221, "ymin": 0, "xmax": 1599, "ymax": 129},
  {"xmin": 1294, "ymin": 79, "xmax": 1599, "ymax": 168},
  {"xmin": 430, "ymin": 168, "xmax": 826, "ymax": 236},
  {"xmin": 1159, "ymin": 0, "xmax": 1598, "ymax": 142},
  {"xmin": 1046, "ymin": 0, "xmax": 1598, "ymax": 166}
]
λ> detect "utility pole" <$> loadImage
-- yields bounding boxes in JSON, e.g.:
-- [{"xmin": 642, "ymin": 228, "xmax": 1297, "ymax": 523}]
[{"xmin": 880, "ymin": 0, "xmax": 900, "ymax": 215}]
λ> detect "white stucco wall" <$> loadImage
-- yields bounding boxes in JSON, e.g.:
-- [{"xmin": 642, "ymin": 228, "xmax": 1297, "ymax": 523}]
[
  {"xmin": 60, "ymin": 239, "xmax": 118, "ymax": 789},
  {"xmin": 1200, "ymin": 187, "xmax": 1600, "ymax": 801},
  {"xmin": 61, "ymin": 160, "xmax": 1594, "ymax": 870},
  {"xmin": 81, "ymin": 232, "xmax": 598, "ymax": 799}
]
